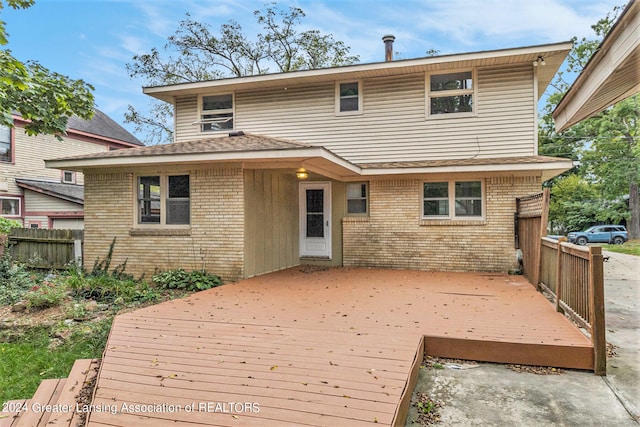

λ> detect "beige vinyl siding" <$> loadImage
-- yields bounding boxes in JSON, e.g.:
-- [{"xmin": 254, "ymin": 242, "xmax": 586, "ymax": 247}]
[
  {"xmin": 24, "ymin": 190, "xmax": 82, "ymax": 211},
  {"xmin": 243, "ymin": 170, "xmax": 299, "ymax": 277},
  {"xmin": 1, "ymin": 127, "xmax": 107, "ymax": 195},
  {"xmin": 174, "ymin": 65, "xmax": 536, "ymax": 164},
  {"xmin": 175, "ymin": 96, "xmax": 200, "ymax": 142},
  {"xmin": 52, "ymin": 218, "xmax": 84, "ymax": 229}
]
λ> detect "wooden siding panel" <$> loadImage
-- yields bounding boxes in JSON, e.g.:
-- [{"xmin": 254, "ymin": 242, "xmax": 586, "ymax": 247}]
[
  {"xmin": 1, "ymin": 127, "xmax": 108, "ymax": 195},
  {"xmin": 243, "ymin": 170, "xmax": 299, "ymax": 278},
  {"xmin": 174, "ymin": 96, "xmax": 199, "ymax": 142},
  {"xmin": 24, "ymin": 190, "xmax": 81, "ymax": 211},
  {"xmin": 174, "ymin": 65, "xmax": 536, "ymax": 163}
]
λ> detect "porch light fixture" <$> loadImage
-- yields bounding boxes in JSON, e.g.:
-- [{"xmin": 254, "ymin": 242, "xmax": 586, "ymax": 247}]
[
  {"xmin": 296, "ymin": 168, "xmax": 309, "ymax": 180},
  {"xmin": 532, "ymin": 56, "xmax": 546, "ymax": 67}
]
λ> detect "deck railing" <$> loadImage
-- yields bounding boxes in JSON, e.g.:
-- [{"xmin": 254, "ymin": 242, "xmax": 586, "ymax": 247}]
[{"xmin": 539, "ymin": 237, "xmax": 606, "ymax": 375}]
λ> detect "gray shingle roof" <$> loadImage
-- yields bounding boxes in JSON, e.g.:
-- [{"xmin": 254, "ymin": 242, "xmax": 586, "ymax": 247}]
[
  {"xmin": 50, "ymin": 133, "xmax": 312, "ymax": 161},
  {"xmin": 359, "ymin": 156, "xmax": 573, "ymax": 169},
  {"xmin": 15, "ymin": 178, "xmax": 84, "ymax": 205},
  {"xmin": 67, "ymin": 109, "xmax": 143, "ymax": 146}
]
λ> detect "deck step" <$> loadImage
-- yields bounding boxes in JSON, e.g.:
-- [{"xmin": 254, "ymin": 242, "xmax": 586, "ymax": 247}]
[
  {"xmin": 2, "ymin": 358, "xmax": 100, "ymax": 427},
  {"xmin": 47, "ymin": 359, "xmax": 99, "ymax": 427},
  {"xmin": 0, "ymin": 400, "xmax": 28, "ymax": 427},
  {"xmin": 424, "ymin": 336, "xmax": 594, "ymax": 370},
  {"xmin": 14, "ymin": 378, "xmax": 66, "ymax": 427}
]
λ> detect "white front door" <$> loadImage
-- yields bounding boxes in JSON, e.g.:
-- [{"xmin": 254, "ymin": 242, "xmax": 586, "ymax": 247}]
[{"xmin": 299, "ymin": 182, "xmax": 331, "ymax": 258}]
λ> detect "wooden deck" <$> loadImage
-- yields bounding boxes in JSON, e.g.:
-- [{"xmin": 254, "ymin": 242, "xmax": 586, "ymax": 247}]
[{"xmin": 78, "ymin": 268, "xmax": 592, "ymax": 427}]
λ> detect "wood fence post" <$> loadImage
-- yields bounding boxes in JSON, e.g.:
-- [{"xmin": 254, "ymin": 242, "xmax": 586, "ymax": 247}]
[
  {"xmin": 589, "ymin": 246, "xmax": 606, "ymax": 375},
  {"xmin": 555, "ymin": 237, "xmax": 567, "ymax": 312},
  {"xmin": 534, "ymin": 188, "xmax": 551, "ymax": 288},
  {"xmin": 74, "ymin": 239, "xmax": 83, "ymax": 267}
]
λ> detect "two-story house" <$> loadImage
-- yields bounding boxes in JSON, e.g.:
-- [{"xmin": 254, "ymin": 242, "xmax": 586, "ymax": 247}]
[
  {"xmin": 47, "ymin": 39, "xmax": 574, "ymax": 281},
  {"xmin": 1, "ymin": 109, "xmax": 142, "ymax": 229}
]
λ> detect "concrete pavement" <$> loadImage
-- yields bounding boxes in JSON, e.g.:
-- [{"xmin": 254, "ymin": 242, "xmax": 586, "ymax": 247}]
[{"xmin": 406, "ymin": 250, "xmax": 639, "ymax": 426}]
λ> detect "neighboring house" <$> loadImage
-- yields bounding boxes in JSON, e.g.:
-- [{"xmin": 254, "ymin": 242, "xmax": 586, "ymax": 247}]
[
  {"xmin": 553, "ymin": 0, "xmax": 639, "ymax": 132},
  {"xmin": 1, "ymin": 109, "xmax": 142, "ymax": 229},
  {"xmin": 48, "ymin": 40, "xmax": 574, "ymax": 282}
]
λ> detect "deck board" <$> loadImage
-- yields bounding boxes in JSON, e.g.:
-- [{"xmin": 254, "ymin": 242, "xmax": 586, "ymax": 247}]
[{"xmin": 86, "ymin": 268, "xmax": 592, "ymax": 426}]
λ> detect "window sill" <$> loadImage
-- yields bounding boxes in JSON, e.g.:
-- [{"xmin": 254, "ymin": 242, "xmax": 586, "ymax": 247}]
[
  {"xmin": 129, "ymin": 228, "xmax": 191, "ymax": 237},
  {"xmin": 426, "ymin": 112, "xmax": 476, "ymax": 120},
  {"xmin": 420, "ymin": 218, "xmax": 486, "ymax": 226}
]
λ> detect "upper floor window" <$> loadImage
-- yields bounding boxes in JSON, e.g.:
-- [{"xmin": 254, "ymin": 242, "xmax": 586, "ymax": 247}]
[
  {"xmin": 200, "ymin": 94, "xmax": 233, "ymax": 132},
  {"xmin": 336, "ymin": 81, "xmax": 362, "ymax": 114},
  {"xmin": 62, "ymin": 171, "xmax": 76, "ymax": 184},
  {"xmin": 1, "ymin": 197, "xmax": 20, "ymax": 217},
  {"xmin": 423, "ymin": 180, "xmax": 483, "ymax": 219},
  {"xmin": 346, "ymin": 182, "xmax": 368, "ymax": 214},
  {"xmin": 137, "ymin": 174, "xmax": 190, "ymax": 226},
  {"xmin": 427, "ymin": 71, "xmax": 474, "ymax": 116},
  {"xmin": 0, "ymin": 125, "xmax": 12, "ymax": 163}
]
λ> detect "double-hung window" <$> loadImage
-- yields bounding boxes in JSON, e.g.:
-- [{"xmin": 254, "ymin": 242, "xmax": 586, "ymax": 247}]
[
  {"xmin": 423, "ymin": 181, "xmax": 483, "ymax": 219},
  {"xmin": 0, "ymin": 125, "xmax": 12, "ymax": 163},
  {"xmin": 137, "ymin": 175, "xmax": 190, "ymax": 226},
  {"xmin": 427, "ymin": 71, "xmax": 474, "ymax": 116},
  {"xmin": 0, "ymin": 197, "xmax": 20, "ymax": 217},
  {"xmin": 336, "ymin": 81, "xmax": 362, "ymax": 114},
  {"xmin": 200, "ymin": 94, "xmax": 233, "ymax": 132},
  {"xmin": 346, "ymin": 182, "xmax": 368, "ymax": 214}
]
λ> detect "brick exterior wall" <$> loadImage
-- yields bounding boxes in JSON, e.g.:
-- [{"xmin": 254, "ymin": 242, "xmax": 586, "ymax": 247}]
[
  {"xmin": 342, "ymin": 175, "xmax": 542, "ymax": 273},
  {"xmin": 83, "ymin": 167, "xmax": 245, "ymax": 283}
]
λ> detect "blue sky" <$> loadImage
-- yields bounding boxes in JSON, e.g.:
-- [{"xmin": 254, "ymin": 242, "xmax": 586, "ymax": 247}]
[{"xmin": 3, "ymin": 0, "xmax": 622, "ymax": 141}]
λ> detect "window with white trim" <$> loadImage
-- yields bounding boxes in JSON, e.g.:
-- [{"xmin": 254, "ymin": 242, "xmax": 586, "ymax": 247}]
[
  {"xmin": 0, "ymin": 197, "xmax": 21, "ymax": 217},
  {"xmin": 346, "ymin": 182, "xmax": 368, "ymax": 214},
  {"xmin": 137, "ymin": 175, "xmax": 190, "ymax": 225},
  {"xmin": 427, "ymin": 71, "xmax": 474, "ymax": 116},
  {"xmin": 62, "ymin": 171, "xmax": 76, "ymax": 184},
  {"xmin": 0, "ymin": 125, "xmax": 12, "ymax": 163},
  {"xmin": 199, "ymin": 94, "xmax": 233, "ymax": 132},
  {"xmin": 336, "ymin": 81, "xmax": 362, "ymax": 114},
  {"xmin": 423, "ymin": 181, "xmax": 483, "ymax": 219}
]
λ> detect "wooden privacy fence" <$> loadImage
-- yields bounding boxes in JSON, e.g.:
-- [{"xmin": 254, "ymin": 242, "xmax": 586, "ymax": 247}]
[
  {"xmin": 539, "ymin": 237, "xmax": 606, "ymax": 374},
  {"xmin": 7, "ymin": 228, "xmax": 83, "ymax": 270},
  {"xmin": 515, "ymin": 189, "xmax": 549, "ymax": 285},
  {"xmin": 517, "ymin": 189, "xmax": 606, "ymax": 375}
]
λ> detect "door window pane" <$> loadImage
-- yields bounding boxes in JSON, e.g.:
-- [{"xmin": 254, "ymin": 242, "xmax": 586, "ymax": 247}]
[{"xmin": 306, "ymin": 189, "xmax": 324, "ymax": 237}]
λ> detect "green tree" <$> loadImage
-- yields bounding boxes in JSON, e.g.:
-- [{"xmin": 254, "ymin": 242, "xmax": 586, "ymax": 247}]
[
  {"xmin": 0, "ymin": 0, "xmax": 94, "ymax": 137},
  {"xmin": 549, "ymin": 175, "xmax": 600, "ymax": 233},
  {"xmin": 125, "ymin": 3, "xmax": 359, "ymax": 145},
  {"xmin": 540, "ymin": 4, "xmax": 639, "ymax": 238}
]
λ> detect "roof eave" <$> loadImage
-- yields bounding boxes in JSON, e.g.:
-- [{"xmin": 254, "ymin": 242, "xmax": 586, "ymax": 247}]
[
  {"xmin": 553, "ymin": 0, "xmax": 640, "ymax": 132},
  {"xmin": 360, "ymin": 159, "xmax": 574, "ymax": 181},
  {"xmin": 144, "ymin": 41, "xmax": 573, "ymax": 103},
  {"xmin": 16, "ymin": 181, "xmax": 84, "ymax": 205},
  {"xmin": 46, "ymin": 146, "xmax": 362, "ymax": 177}
]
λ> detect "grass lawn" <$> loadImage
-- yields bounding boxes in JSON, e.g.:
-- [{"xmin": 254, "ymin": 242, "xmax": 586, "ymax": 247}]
[
  {"xmin": 0, "ymin": 318, "xmax": 112, "ymax": 403},
  {"xmin": 602, "ymin": 239, "xmax": 640, "ymax": 256}
]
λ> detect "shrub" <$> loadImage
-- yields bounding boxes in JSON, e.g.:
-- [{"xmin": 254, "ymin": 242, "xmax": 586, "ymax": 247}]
[
  {"xmin": 152, "ymin": 268, "xmax": 222, "ymax": 291},
  {"xmin": 24, "ymin": 276, "xmax": 68, "ymax": 310},
  {"xmin": 0, "ymin": 249, "xmax": 38, "ymax": 305},
  {"xmin": 64, "ymin": 260, "xmax": 159, "ymax": 305},
  {"xmin": 0, "ymin": 217, "xmax": 21, "ymax": 234}
]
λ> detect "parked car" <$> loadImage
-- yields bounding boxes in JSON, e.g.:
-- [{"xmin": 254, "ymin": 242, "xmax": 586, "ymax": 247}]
[{"xmin": 567, "ymin": 225, "xmax": 628, "ymax": 245}]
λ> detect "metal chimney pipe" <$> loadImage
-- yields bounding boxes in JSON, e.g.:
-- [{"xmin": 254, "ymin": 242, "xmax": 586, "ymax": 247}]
[{"xmin": 382, "ymin": 34, "xmax": 395, "ymax": 62}]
